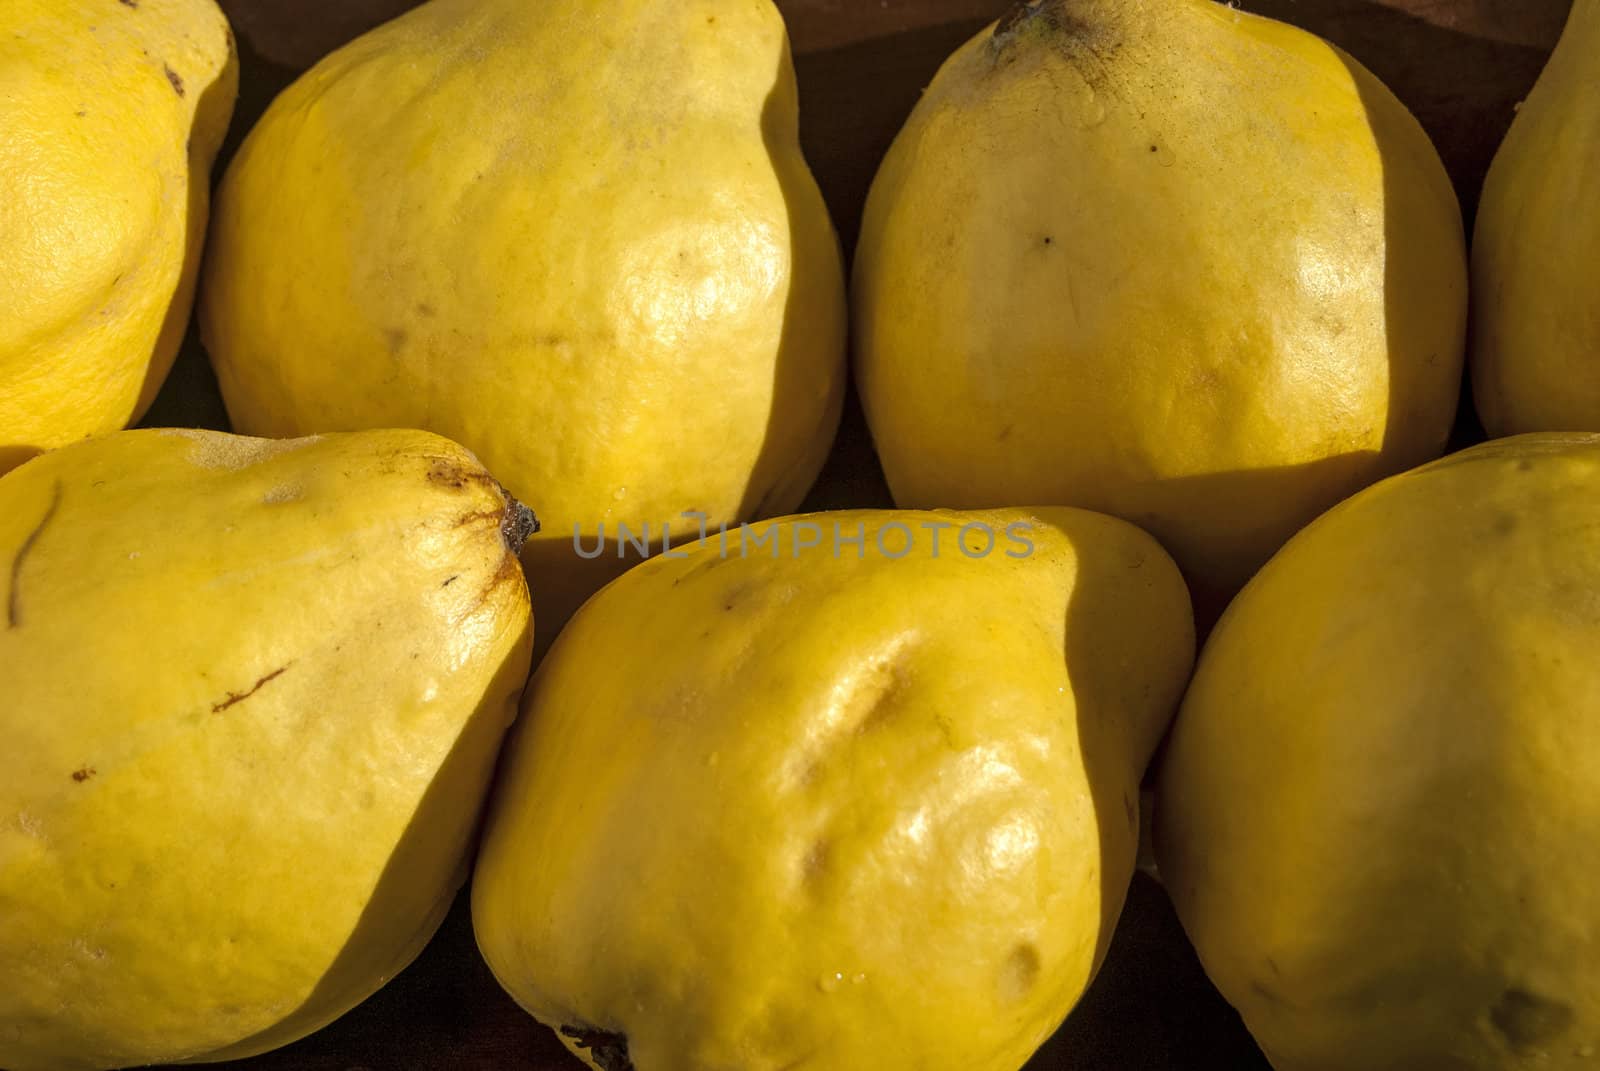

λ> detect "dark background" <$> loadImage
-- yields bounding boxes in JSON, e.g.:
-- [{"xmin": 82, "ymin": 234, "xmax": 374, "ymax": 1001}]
[{"xmin": 146, "ymin": 1, "xmax": 1573, "ymax": 1067}]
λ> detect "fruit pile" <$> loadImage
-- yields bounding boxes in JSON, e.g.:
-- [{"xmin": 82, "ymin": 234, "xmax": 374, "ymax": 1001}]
[{"xmin": 1, "ymin": 1, "xmax": 1596, "ymax": 1069}]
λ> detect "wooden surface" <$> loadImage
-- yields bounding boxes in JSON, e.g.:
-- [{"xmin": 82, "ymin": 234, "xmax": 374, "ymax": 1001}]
[{"xmin": 138, "ymin": 0, "xmax": 1573, "ymax": 1067}]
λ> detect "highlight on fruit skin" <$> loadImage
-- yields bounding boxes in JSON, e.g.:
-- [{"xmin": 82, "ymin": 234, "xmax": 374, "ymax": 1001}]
[
  {"xmin": 852, "ymin": 0, "xmax": 1468, "ymax": 609},
  {"xmin": 0, "ymin": 427, "xmax": 535, "ymax": 1071},
  {"xmin": 1470, "ymin": 0, "xmax": 1600, "ymax": 437},
  {"xmin": 473, "ymin": 507, "xmax": 1194, "ymax": 1071},
  {"xmin": 1157, "ymin": 433, "xmax": 1600, "ymax": 1071},
  {"xmin": 0, "ymin": 0, "xmax": 238, "ymax": 476},
  {"xmin": 198, "ymin": 0, "xmax": 849, "ymax": 646}
]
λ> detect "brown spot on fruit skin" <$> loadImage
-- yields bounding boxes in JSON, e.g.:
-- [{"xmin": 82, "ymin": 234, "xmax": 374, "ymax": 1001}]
[
  {"xmin": 71, "ymin": 767, "xmax": 96, "ymax": 783},
  {"xmin": 1490, "ymin": 988, "xmax": 1573, "ymax": 1053},
  {"xmin": 559, "ymin": 1027, "xmax": 633, "ymax": 1071},
  {"xmin": 999, "ymin": 943, "xmax": 1041, "ymax": 1001},
  {"xmin": 212, "ymin": 666, "xmax": 290, "ymax": 713},
  {"xmin": 853, "ymin": 671, "xmax": 905, "ymax": 735},
  {"xmin": 462, "ymin": 553, "xmax": 528, "ymax": 618},
  {"xmin": 801, "ymin": 840, "xmax": 830, "ymax": 886},
  {"xmin": 8, "ymin": 480, "xmax": 63, "ymax": 629},
  {"xmin": 163, "ymin": 64, "xmax": 184, "ymax": 97},
  {"xmin": 118, "ymin": 0, "xmax": 137, "ymax": 7},
  {"xmin": 719, "ymin": 579, "xmax": 757, "ymax": 612},
  {"xmin": 454, "ymin": 509, "xmax": 505, "ymax": 530},
  {"xmin": 425, "ymin": 458, "xmax": 499, "ymax": 491}
]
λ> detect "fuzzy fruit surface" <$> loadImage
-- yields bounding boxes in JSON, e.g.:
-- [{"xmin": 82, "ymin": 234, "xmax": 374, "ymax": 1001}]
[
  {"xmin": 474, "ymin": 507, "xmax": 1193, "ymax": 1071},
  {"xmin": 0, "ymin": 0, "xmax": 237, "ymax": 474},
  {"xmin": 1158, "ymin": 433, "xmax": 1600, "ymax": 1071},
  {"xmin": 1471, "ymin": 0, "xmax": 1600, "ymax": 436},
  {"xmin": 0, "ymin": 428, "xmax": 534, "ymax": 1071},
  {"xmin": 200, "ymin": 0, "xmax": 847, "ymax": 639},
  {"xmin": 854, "ymin": 0, "xmax": 1468, "ymax": 602}
]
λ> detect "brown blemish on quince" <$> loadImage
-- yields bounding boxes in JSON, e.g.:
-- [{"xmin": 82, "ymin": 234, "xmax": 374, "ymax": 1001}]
[
  {"xmin": 999, "ymin": 942, "xmax": 1042, "ymax": 1001},
  {"xmin": 1491, "ymin": 988, "xmax": 1574, "ymax": 1053},
  {"xmin": 212, "ymin": 665, "xmax": 290, "ymax": 713}
]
